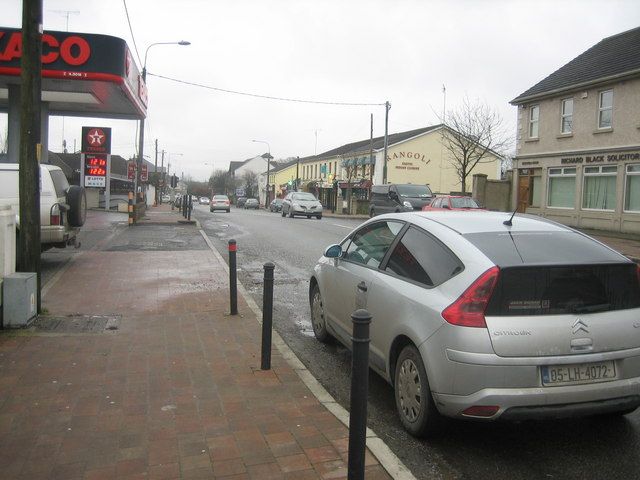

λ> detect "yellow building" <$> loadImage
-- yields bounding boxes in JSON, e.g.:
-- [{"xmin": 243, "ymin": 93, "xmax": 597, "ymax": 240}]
[
  {"xmin": 299, "ymin": 125, "xmax": 501, "ymax": 210},
  {"xmin": 267, "ymin": 158, "xmax": 300, "ymax": 198}
]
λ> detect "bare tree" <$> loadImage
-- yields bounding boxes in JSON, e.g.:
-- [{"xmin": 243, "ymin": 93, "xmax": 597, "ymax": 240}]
[
  {"xmin": 242, "ymin": 170, "xmax": 258, "ymax": 198},
  {"xmin": 440, "ymin": 96, "xmax": 511, "ymax": 193}
]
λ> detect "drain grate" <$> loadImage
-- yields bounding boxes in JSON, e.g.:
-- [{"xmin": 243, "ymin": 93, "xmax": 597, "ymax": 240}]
[{"xmin": 34, "ymin": 315, "xmax": 121, "ymax": 333}]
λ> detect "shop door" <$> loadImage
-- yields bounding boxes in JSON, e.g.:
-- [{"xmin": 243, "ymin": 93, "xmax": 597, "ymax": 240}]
[{"xmin": 517, "ymin": 176, "xmax": 529, "ymax": 213}]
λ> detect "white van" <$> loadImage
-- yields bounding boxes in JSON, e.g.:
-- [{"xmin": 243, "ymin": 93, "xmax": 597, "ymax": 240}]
[{"xmin": 0, "ymin": 163, "xmax": 86, "ymax": 251}]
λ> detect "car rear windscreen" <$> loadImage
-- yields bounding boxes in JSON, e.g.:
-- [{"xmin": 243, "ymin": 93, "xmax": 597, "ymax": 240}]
[
  {"xmin": 463, "ymin": 231, "xmax": 625, "ymax": 267},
  {"xmin": 486, "ymin": 264, "xmax": 640, "ymax": 316}
]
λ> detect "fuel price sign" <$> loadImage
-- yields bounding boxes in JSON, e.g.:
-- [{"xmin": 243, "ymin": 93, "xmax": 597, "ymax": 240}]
[{"xmin": 84, "ymin": 154, "xmax": 108, "ymax": 187}]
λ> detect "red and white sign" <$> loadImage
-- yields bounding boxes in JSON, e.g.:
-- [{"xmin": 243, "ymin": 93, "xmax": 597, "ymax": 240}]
[
  {"xmin": 127, "ymin": 161, "xmax": 136, "ymax": 180},
  {"xmin": 81, "ymin": 126, "xmax": 111, "ymax": 154},
  {"xmin": 140, "ymin": 163, "xmax": 148, "ymax": 182}
]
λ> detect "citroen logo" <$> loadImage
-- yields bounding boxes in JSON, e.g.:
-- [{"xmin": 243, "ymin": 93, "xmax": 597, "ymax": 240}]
[{"xmin": 572, "ymin": 318, "xmax": 589, "ymax": 334}]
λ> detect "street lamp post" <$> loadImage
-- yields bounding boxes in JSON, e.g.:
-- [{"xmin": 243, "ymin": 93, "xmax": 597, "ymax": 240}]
[
  {"xmin": 252, "ymin": 140, "xmax": 272, "ymax": 207},
  {"xmin": 135, "ymin": 40, "xmax": 190, "ymax": 212}
]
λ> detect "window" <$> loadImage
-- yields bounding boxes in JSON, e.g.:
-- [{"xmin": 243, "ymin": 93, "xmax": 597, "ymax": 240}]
[
  {"xmin": 624, "ymin": 164, "xmax": 640, "ymax": 212},
  {"xmin": 530, "ymin": 176, "xmax": 542, "ymax": 208},
  {"xmin": 385, "ymin": 227, "xmax": 463, "ymax": 287},
  {"xmin": 49, "ymin": 170, "xmax": 70, "ymax": 197},
  {"xmin": 561, "ymin": 98, "xmax": 573, "ymax": 134},
  {"xmin": 548, "ymin": 167, "xmax": 576, "ymax": 208},
  {"xmin": 583, "ymin": 165, "xmax": 617, "ymax": 210},
  {"xmin": 344, "ymin": 221, "xmax": 403, "ymax": 268},
  {"xmin": 598, "ymin": 90, "xmax": 613, "ymax": 129},
  {"xmin": 529, "ymin": 105, "xmax": 539, "ymax": 138}
]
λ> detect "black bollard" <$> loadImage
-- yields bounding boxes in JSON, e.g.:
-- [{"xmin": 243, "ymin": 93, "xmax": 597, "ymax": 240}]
[
  {"xmin": 347, "ymin": 309, "xmax": 372, "ymax": 480},
  {"xmin": 182, "ymin": 194, "xmax": 187, "ymax": 218},
  {"xmin": 187, "ymin": 195, "xmax": 192, "ymax": 221},
  {"xmin": 261, "ymin": 262, "xmax": 275, "ymax": 370},
  {"xmin": 228, "ymin": 239, "xmax": 238, "ymax": 315}
]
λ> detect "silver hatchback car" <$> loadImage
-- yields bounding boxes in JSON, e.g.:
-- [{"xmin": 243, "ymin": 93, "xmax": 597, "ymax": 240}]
[{"xmin": 309, "ymin": 211, "xmax": 640, "ymax": 436}]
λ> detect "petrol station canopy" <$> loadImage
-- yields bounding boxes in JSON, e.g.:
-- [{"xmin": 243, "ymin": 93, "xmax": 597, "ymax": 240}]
[{"xmin": 0, "ymin": 27, "xmax": 147, "ymax": 120}]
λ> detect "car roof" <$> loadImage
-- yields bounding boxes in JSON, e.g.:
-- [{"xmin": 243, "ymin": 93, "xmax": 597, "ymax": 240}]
[{"xmin": 407, "ymin": 211, "xmax": 572, "ymax": 235}]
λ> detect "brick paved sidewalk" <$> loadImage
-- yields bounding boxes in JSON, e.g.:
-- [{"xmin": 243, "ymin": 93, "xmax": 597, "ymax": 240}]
[{"xmin": 0, "ymin": 225, "xmax": 393, "ymax": 478}]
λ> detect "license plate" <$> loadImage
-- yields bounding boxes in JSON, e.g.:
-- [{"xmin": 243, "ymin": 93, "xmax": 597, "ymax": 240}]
[{"xmin": 541, "ymin": 361, "xmax": 616, "ymax": 386}]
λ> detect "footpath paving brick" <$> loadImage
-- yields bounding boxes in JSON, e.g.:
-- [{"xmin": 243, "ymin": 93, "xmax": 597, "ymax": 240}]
[{"xmin": 0, "ymin": 218, "xmax": 392, "ymax": 479}]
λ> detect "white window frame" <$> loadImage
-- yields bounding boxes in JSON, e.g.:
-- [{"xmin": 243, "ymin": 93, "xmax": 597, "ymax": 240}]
[
  {"xmin": 598, "ymin": 89, "xmax": 613, "ymax": 129},
  {"xmin": 547, "ymin": 167, "xmax": 576, "ymax": 209},
  {"xmin": 623, "ymin": 163, "xmax": 640, "ymax": 213},
  {"xmin": 560, "ymin": 98, "xmax": 573, "ymax": 134},
  {"xmin": 529, "ymin": 105, "xmax": 539, "ymax": 138},
  {"xmin": 582, "ymin": 165, "xmax": 618, "ymax": 212}
]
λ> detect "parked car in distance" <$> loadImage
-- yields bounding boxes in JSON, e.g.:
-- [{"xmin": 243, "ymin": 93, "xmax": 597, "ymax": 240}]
[
  {"xmin": 0, "ymin": 163, "xmax": 86, "ymax": 251},
  {"xmin": 269, "ymin": 198, "xmax": 284, "ymax": 212},
  {"xmin": 210, "ymin": 194, "xmax": 230, "ymax": 213},
  {"xmin": 423, "ymin": 195, "xmax": 484, "ymax": 211},
  {"xmin": 309, "ymin": 211, "xmax": 640, "ymax": 437},
  {"xmin": 236, "ymin": 197, "xmax": 247, "ymax": 208},
  {"xmin": 369, "ymin": 183, "xmax": 433, "ymax": 217},
  {"xmin": 199, "ymin": 196, "xmax": 210, "ymax": 205},
  {"xmin": 282, "ymin": 192, "xmax": 322, "ymax": 219},
  {"xmin": 244, "ymin": 198, "xmax": 259, "ymax": 209}
]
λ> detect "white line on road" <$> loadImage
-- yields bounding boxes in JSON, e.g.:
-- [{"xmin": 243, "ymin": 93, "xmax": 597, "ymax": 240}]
[{"xmin": 330, "ymin": 223, "xmax": 353, "ymax": 229}]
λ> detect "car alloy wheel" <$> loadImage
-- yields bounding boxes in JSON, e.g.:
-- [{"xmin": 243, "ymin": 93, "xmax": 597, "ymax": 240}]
[
  {"xmin": 394, "ymin": 345, "xmax": 442, "ymax": 437},
  {"xmin": 310, "ymin": 285, "xmax": 331, "ymax": 343}
]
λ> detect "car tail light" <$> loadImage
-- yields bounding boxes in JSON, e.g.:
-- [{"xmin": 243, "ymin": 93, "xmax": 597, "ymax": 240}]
[
  {"xmin": 442, "ymin": 266, "xmax": 500, "ymax": 328},
  {"xmin": 462, "ymin": 405, "xmax": 500, "ymax": 417},
  {"xmin": 50, "ymin": 204, "xmax": 61, "ymax": 226}
]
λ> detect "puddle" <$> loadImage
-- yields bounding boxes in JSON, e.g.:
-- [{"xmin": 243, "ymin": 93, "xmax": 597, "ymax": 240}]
[{"xmin": 297, "ymin": 319, "xmax": 315, "ymax": 337}]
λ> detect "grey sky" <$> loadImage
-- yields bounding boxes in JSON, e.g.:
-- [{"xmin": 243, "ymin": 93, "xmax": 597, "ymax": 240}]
[{"xmin": 2, "ymin": 0, "xmax": 640, "ymax": 181}]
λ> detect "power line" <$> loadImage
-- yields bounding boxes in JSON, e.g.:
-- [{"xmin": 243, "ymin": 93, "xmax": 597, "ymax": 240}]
[
  {"xmin": 122, "ymin": 0, "xmax": 142, "ymax": 67},
  {"xmin": 147, "ymin": 72, "xmax": 385, "ymax": 107}
]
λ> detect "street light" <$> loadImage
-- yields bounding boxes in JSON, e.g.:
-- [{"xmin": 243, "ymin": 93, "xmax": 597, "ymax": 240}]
[
  {"xmin": 252, "ymin": 140, "xmax": 272, "ymax": 207},
  {"xmin": 135, "ymin": 40, "xmax": 190, "ymax": 210}
]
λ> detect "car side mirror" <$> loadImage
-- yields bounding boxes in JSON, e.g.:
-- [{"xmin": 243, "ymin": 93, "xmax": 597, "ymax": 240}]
[{"xmin": 324, "ymin": 244, "xmax": 342, "ymax": 258}]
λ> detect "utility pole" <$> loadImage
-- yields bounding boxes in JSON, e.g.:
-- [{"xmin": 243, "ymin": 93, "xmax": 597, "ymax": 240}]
[
  {"xmin": 154, "ymin": 138, "xmax": 158, "ymax": 206},
  {"xmin": 295, "ymin": 156, "xmax": 299, "ymax": 191},
  {"xmin": 160, "ymin": 149, "xmax": 165, "ymax": 203},
  {"xmin": 19, "ymin": 0, "xmax": 43, "ymax": 312},
  {"xmin": 369, "ymin": 113, "xmax": 374, "ymax": 182},
  {"xmin": 382, "ymin": 101, "xmax": 390, "ymax": 184}
]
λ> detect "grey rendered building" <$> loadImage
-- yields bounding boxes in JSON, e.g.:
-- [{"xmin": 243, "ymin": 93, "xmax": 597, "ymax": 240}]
[{"xmin": 510, "ymin": 27, "xmax": 640, "ymax": 234}]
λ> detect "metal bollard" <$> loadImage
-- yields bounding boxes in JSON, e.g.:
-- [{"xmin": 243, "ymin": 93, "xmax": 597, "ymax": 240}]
[
  {"xmin": 228, "ymin": 239, "xmax": 238, "ymax": 315},
  {"xmin": 128, "ymin": 191, "xmax": 134, "ymax": 226},
  {"xmin": 182, "ymin": 195, "xmax": 187, "ymax": 217},
  {"xmin": 188, "ymin": 195, "xmax": 193, "ymax": 221},
  {"xmin": 261, "ymin": 262, "xmax": 275, "ymax": 370},
  {"xmin": 347, "ymin": 309, "xmax": 372, "ymax": 480}
]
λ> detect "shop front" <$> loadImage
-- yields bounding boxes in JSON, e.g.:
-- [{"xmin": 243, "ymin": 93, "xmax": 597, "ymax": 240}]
[{"xmin": 514, "ymin": 149, "xmax": 640, "ymax": 234}]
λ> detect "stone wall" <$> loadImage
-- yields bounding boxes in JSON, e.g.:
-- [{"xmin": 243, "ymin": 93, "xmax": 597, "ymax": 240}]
[{"xmin": 473, "ymin": 172, "xmax": 512, "ymax": 212}]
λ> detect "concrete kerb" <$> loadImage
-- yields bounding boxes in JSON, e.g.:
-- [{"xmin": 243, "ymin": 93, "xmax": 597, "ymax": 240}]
[{"xmin": 197, "ymin": 228, "xmax": 417, "ymax": 480}]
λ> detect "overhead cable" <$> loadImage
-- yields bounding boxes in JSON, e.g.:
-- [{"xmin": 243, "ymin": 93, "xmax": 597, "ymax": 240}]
[
  {"xmin": 122, "ymin": 0, "xmax": 142, "ymax": 67},
  {"xmin": 147, "ymin": 72, "xmax": 385, "ymax": 107}
]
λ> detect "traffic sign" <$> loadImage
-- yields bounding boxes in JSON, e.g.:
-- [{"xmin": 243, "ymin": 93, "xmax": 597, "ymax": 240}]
[
  {"xmin": 140, "ymin": 164, "xmax": 148, "ymax": 182},
  {"xmin": 127, "ymin": 161, "xmax": 136, "ymax": 180}
]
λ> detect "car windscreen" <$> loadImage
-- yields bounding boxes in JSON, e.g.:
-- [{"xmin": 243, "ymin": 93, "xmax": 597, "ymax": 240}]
[
  {"xmin": 213, "ymin": 195, "xmax": 228, "ymax": 200},
  {"xmin": 292, "ymin": 193, "xmax": 316, "ymax": 201},
  {"xmin": 396, "ymin": 185, "xmax": 432, "ymax": 197},
  {"xmin": 463, "ymin": 231, "xmax": 625, "ymax": 267},
  {"xmin": 450, "ymin": 197, "xmax": 480, "ymax": 208},
  {"xmin": 49, "ymin": 170, "xmax": 69, "ymax": 198}
]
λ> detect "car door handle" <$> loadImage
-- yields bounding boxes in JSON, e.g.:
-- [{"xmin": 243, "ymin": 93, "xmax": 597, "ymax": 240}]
[{"xmin": 357, "ymin": 281, "xmax": 368, "ymax": 292}]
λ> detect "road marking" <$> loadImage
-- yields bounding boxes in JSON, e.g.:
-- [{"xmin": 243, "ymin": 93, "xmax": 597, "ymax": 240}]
[
  {"xmin": 197, "ymin": 228, "xmax": 417, "ymax": 480},
  {"xmin": 330, "ymin": 223, "xmax": 352, "ymax": 229}
]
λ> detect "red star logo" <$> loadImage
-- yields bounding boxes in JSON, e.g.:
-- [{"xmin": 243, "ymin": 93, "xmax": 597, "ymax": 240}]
[{"xmin": 87, "ymin": 128, "xmax": 105, "ymax": 146}]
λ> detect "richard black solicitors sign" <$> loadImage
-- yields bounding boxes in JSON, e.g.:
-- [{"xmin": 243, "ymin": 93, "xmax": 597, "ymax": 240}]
[{"xmin": 561, "ymin": 151, "xmax": 640, "ymax": 165}]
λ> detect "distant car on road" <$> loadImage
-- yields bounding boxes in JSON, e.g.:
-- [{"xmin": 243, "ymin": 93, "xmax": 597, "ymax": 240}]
[
  {"xmin": 269, "ymin": 198, "xmax": 284, "ymax": 212},
  {"xmin": 236, "ymin": 197, "xmax": 247, "ymax": 208},
  {"xmin": 369, "ymin": 183, "xmax": 433, "ymax": 217},
  {"xmin": 309, "ymin": 211, "xmax": 640, "ymax": 437},
  {"xmin": 199, "ymin": 196, "xmax": 210, "ymax": 205},
  {"xmin": 244, "ymin": 198, "xmax": 259, "ymax": 209},
  {"xmin": 210, "ymin": 194, "xmax": 230, "ymax": 213},
  {"xmin": 282, "ymin": 192, "xmax": 322, "ymax": 219},
  {"xmin": 422, "ymin": 195, "xmax": 485, "ymax": 211}
]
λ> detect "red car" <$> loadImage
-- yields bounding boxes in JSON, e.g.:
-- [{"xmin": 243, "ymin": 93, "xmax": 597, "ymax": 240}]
[{"xmin": 422, "ymin": 195, "xmax": 484, "ymax": 211}]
